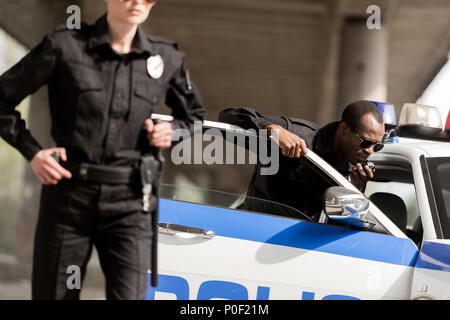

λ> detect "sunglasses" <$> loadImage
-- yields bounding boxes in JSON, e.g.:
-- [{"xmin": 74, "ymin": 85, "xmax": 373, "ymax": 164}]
[{"xmin": 353, "ymin": 131, "xmax": 384, "ymax": 152}]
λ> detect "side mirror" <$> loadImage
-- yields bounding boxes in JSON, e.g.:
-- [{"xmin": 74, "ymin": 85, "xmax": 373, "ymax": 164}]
[{"xmin": 322, "ymin": 186, "xmax": 375, "ymax": 229}]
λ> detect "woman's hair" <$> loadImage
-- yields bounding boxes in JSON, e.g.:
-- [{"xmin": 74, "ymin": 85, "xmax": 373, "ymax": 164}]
[{"xmin": 341, "ymin": 100, "xmax": 384, "ymax": 132}]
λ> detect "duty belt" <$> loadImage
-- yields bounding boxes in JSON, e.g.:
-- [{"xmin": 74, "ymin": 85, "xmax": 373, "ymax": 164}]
[{"xmin": 64, "ymin": 161, "xmax": 140, "ymax": 185}]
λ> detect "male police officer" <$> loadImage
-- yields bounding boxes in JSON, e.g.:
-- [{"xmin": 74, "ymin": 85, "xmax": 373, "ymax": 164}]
[
  {"xmin": 219, "ymin": 100, "xmax": 384, "ymax": 219},
  {"xmin": 0, "ymin": 0, "xmax": 205, "ymax": 299}
]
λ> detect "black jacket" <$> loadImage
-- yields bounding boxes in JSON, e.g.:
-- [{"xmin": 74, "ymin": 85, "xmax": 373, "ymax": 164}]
[
  {"xmin": 0, "ymin": 14, "xmax": 205, "ymax": 166},
  {"xmin": 219, "ymin": 107, "xmax": 351, "ymax": 218}
]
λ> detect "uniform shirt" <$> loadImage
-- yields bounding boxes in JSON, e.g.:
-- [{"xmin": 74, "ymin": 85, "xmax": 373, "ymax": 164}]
[
  {"xmin": 219, "ymin": 107, "xmax": 351, "ymax": 218},
  {"xmin": 0, "ymin": 14, "xmax": 205, "ymax": 166}
]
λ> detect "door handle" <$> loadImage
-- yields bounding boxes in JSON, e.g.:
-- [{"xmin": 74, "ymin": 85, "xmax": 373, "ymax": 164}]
[{"xmin": 157, "ymin": 222, "xmax": 215, "ymax": 239}]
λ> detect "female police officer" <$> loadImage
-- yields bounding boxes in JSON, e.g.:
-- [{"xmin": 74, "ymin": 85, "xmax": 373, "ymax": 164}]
[{"xmin": 0, "ymin": 0, "xmax": 205, "ymax": 299}]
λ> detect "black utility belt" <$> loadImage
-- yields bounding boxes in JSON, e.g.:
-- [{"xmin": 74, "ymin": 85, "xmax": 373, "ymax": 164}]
[{"xmin": 64, "ymin": 161, "xmax": 140, "ymax": 185}]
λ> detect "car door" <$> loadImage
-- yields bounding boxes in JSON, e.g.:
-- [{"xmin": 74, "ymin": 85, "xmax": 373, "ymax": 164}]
[
  {"xmin": 411, "ymin": 239, "xmax": 450, "ymax": 299},
  {"xmin": 147, "ymin": 192, "xmax": 417, "ymax": 300},
  {"xmin": 410, "ymin": 157, "xmax": 450, "ymax": 299},
  {"xmin": 146, "ymin": 125, "xmax": 418, "ymax": 299}
]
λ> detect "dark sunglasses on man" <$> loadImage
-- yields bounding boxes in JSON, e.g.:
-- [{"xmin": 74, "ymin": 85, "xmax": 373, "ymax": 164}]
[{"xmin": 353, "ymin": 131, "xmax": 384, "ymax": 152}]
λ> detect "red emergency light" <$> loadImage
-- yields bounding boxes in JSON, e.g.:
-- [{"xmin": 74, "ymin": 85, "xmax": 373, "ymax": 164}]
[{"xmin": 445, "ymin": 109, "xmax": 450, "ymax": 132}]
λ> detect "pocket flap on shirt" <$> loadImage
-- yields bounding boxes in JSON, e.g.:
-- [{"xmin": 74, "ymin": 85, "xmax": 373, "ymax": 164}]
[
  {"xmin": 77, "ymin": 68, "xmax": 103, "ymax": 91},
  {"xmin": 134, "ymin": 81, "xmax": 161, "ymax": 104},
  {"xmin": 135, "ymin": 82, "xmax": 148, "ymax": 98}
]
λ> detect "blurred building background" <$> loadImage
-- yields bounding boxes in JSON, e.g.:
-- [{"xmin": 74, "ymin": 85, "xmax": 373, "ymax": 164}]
[{"xmin": 0, "ymin": 0, "xmax": 449, "ymax": 299}]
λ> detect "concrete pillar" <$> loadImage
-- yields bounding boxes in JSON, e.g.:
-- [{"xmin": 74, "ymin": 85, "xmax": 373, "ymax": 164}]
[
  {"xmin": 315, "ymin": 0, "xmax": 347, "ymax": 125},
  {"xmin": 337, "ymin": 17, "xmax": 388, "ymax": 118}
]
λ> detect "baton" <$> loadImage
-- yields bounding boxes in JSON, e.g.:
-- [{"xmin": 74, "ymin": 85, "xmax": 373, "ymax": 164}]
[
  {"xmin": 148, "ymin": 114, "xmax": 173, "ymax": 287},
  {"xmin": 150, "ymin": 146, "xmax": 163, "ymax": 287}
]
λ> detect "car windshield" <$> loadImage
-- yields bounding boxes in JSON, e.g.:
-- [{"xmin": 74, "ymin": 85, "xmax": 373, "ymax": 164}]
[
  {"xmin": 426, "ymin": 157, "xmax": 450, "ymax": 238},
  {"xmin": 160, "ymin": 184, "xmax": 313, "ymax": 222}
]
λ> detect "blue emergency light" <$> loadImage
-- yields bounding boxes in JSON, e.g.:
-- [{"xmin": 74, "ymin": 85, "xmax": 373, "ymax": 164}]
[{"xmin": 370, "ymin": 101, "xmax": 397, "ymax": 127}]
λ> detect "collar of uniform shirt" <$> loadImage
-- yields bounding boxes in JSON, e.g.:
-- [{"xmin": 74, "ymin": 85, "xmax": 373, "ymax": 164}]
[
  {"xmin": 87, "ymin": 14, "xmax": 153, "ymax": 57},
  {"xmin": 313, "ymin": 121, "xmax": 350, "ymax": 176}
]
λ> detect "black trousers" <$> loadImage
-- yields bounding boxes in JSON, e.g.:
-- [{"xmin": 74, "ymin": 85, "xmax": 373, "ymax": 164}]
[{"xmin": 31, "ymin": 179, "xmax": 152, "ymax": 300}]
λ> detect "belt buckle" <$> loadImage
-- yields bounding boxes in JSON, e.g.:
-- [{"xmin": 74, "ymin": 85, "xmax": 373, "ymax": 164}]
[{"xmin": 79, "ymin": 163, "xmax": 88, "ymax": 180}]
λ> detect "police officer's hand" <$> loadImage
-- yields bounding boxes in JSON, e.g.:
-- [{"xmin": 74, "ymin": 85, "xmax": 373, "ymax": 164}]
[
  {"xmin": 265, "ymin": 124, "xmax": 308, "ymax": 158},
  {"xmin": 145, "ymin": 119, "xmax": 173, "ymax": 149},
  {"xmin": 350, "ymin": 163, "xmax": 375, "ymax": 191},
  {"xmin": 30, "ymin": 148, "xmax": 72, "ymax": 185}
]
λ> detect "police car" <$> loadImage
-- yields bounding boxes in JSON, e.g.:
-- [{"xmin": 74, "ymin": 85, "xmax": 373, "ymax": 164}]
[{"xmin": 147, "ymin": 103, "xmax": 450, "ymax": 300}]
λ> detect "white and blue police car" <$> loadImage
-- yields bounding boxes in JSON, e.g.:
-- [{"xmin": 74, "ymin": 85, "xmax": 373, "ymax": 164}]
[{"xmin": 147, "ymin": 103, "xmax": 450, "ymax": 300}]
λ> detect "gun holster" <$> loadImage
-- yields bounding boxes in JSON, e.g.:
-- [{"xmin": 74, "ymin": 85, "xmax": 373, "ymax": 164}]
[{"xmin": 140, "ymin": 154, "xmax": 162, "ymax": 213}]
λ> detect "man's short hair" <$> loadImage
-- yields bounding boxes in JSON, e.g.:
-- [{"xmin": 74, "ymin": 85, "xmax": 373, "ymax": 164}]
[{"xmin": 341, "ymin": 100, "xmax": 384, "ymax": 132}]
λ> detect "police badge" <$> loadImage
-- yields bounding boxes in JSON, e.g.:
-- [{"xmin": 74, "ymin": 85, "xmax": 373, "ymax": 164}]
[{"xmin": 146, "ymin": 55, "xmax": 164, "ymax": 79}]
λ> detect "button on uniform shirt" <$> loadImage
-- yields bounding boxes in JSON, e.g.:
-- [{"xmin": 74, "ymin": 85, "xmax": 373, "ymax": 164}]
[{"xmin": 0, "ymin": 15, "xmax": 205, "ymax": 166}]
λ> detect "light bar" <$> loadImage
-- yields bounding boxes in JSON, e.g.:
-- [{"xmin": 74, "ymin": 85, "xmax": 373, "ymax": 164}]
[
  {"xmin": 370, "ymin": 101, "xmax": 397, "ymax": 127},
  {"xmin": 398, "ymin": 103, "xmax": 442, "ymax": 129},
  {"xmin": 396, "ymin": 103, "xmax": 448, "ymax": 140}
]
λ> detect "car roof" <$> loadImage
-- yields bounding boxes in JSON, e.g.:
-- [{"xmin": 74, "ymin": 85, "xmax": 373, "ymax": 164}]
[{"xmin": 383, "ymin": 137, "xmax": 450, "ymax": 158}]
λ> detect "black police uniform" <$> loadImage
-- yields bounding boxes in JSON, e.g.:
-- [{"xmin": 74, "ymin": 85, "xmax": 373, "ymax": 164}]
[
  {"xmin": 219, "ymin": 107, "xmax": 351, "ymax": 219},
  {"xmin": 0, "ymin": 15, "xmax": 205, "ymax": 299}
]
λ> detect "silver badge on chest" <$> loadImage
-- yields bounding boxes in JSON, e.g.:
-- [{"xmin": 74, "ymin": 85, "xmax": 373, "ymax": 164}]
[{"xmin": 146, "ymin": 55, "xmax": 164, "ymax": 79}]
